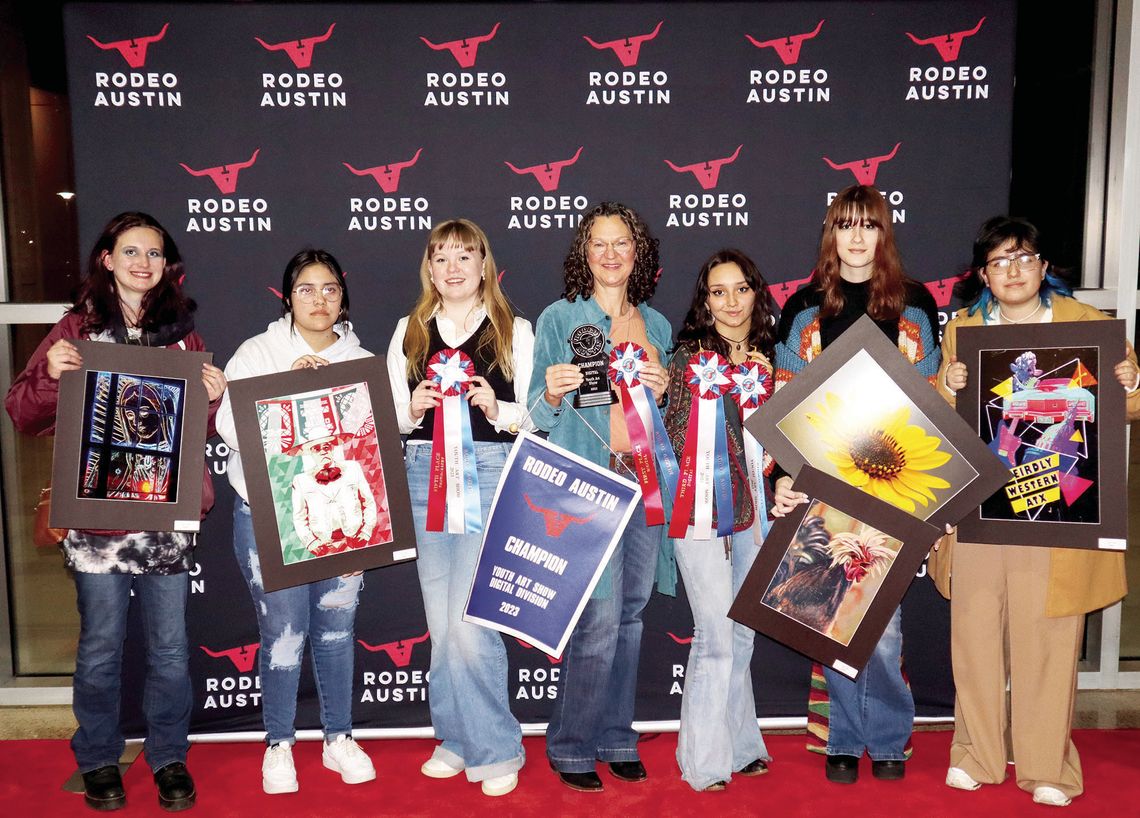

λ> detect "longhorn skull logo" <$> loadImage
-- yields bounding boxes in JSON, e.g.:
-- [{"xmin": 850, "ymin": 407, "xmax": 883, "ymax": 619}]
[
  {"xmin": 87, "ymin": 22, "xmax": 170, "ymax": 69},
  {"xmin": 583, "ymin": 21, "xmax": 663, "ymax": 67},
  {"xmin": 664, "ymin": 145, "xmax": 743, "ymax": 190},
  {"xmin": 419, "ymin": 22, "xmax": 501, "ymax": 69},
  {"xmin": 255, "ymin": 23, "xmax": 336, "ymax": 69},
  {"xmin": 745, "ymin": 20, "xmax": 825, "ymax": 65},
  {"xmin": 504, "ymin": 147, "xmax": 584, "ymax": 192},
  {"xmin": 343, "ymin": 149, "xmax": 423, "ymax": 194},
  {"xmin": 179, "ymin": 149, "xmax": 261, "ymax": 195}
]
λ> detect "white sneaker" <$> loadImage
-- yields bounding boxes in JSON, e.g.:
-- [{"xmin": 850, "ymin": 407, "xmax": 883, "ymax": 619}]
[
  {"xmin": 322, "ymin": 735, "xmax": 377, "ymax": 785},
  {"xmin": 481, "ymin": 772, "xmax": 518, "ymax": 797},
  {"xmin": 262, "ymin": 742, "xmax": 299, "ymax": 794},
  {"xmin": 421, "ymin": 756, "xmax": 464, "ymax": 779},
  {"xmin": 945, "ymin": 766, "xmax": 981, "ymax": 791},
  {"xmin": 1032, "ymin": 786, "xmax": 1072, "ymax": 807}
]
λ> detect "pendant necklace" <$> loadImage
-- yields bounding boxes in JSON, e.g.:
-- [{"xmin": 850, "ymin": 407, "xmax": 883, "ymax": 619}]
[{"xmin": 716, "ymin": 330, "xmax": 749, "ymax": 352}]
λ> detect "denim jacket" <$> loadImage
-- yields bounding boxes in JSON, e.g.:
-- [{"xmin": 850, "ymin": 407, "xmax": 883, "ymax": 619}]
[{"xmin": 528, "ymin": 295, "xmax": 674, "ymax": 594}]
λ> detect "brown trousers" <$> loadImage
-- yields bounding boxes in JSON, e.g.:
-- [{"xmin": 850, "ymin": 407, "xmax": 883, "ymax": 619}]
[{"xmin": 949, "ymin": 540, "xmax": 1084, "ymax": 798}]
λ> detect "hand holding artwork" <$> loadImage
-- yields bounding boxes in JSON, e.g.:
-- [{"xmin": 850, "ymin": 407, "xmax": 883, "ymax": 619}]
[
  {"xmin": 201, "ymin": 363, "xmax": 227, "ymax": 401},
  {"xmin": 466, "ymin": 375, "xmax": 499, "ymax": 421},
  {"xmin": 544, "ymin": 363, "xmax": 583, "ymax": 406},
  {"xmin": 45, "ymin": 339, "xmax": 82, "ymax": 380},
  {"xmin": 291, "ymin": 354, "xmax": 330, "ymax": 370},
  {"xmin": 931, "ymin": 523, "xmax": 955, "ymax": 552},
  {"xmin": 1114, "ymin": 356, "xmax": 1140, "ymax": 391},
  {"xmin": 409, "ymin": 379, "xmax": 442, "ymax": 421},
  {"xmin": 771, "ymin": 475, "xmax": 809, "ymax": 517},
  {"xmin": 944, "ymin": 355, "xmax": 968, "ymax": 391}
]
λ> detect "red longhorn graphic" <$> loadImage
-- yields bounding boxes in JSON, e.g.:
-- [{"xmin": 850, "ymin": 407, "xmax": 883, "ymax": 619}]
[
  {"xmin": 498, "ymin": 270, "xmax": 506, "ymax": 283},
  {"xmin": 523, "ymin": 493, "xmax": 595, "ymax": 537},
  {"xmin": 357, "ymin": 631, "xmax": 430, "ymax": 668},
  {"xmin": 667, "ymin": 632, "xmax": 694, "ymax": 645},
  {"xmin": 664, "ymin": 145, "xmax": 742, "ymax": 190},
  {"xmin": 822, "ymin": 142, "xmax": 901, "ymax": 185},
  {"xmin": 505, "ymin": 147, "xmax": 584, "ymax": 192},
  {"xmin": 419, "ymin": 22, "xmax": 501, "ymax": 69},
  {"xmin": 343, "ymin": 149, "xmax": 423, "ymax": 194},
  {"xmin": 179, "ymin": 149, "xmax": 261, "ymax": 195},
  {"xmin": 514, "ymin": 638, "xmax": 562, "ymax": 664},
  {"xmin": 745, "ymin": 19, "xmax": 825, "ymax": 65},
  {"xmin": 86, "ymin": 22, "xmax": 170, "ymax": 69},
  {"xmin": 770, "ymin": 273, "xmax": 814, "ymax": 308},
  {"xmin": 583, "ymin": 20, "xmax": 663, "ymax": 67},
  {"xmin": 255, "ymin": 23, "xmax": 336, "ymax": 69},
  {"xmin": 923, "ymin": 274, "xmax": 962, "ymax": 308},
  {"xmin": 906, "ymin": 17, "xmax": 986, "ymax": 63},
  {"xmin": 200, "ymin": 643, "xmax": 260, "ymax": 673}
]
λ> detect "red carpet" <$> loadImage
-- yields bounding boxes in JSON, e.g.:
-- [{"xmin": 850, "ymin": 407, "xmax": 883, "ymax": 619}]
[{"xmin": 2, "ymin": 729, "xmax": 1136, "ymax": 817}]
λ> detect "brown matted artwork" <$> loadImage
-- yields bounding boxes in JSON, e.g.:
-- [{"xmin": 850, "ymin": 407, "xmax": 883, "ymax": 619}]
[
  {"xmin": 229, "ymin": 357, "xmax": 416, "ymax": 591},
  {"xmin": 728, "ymin": 466, "xmax": 941, "ymax": 678},
  {"xmin": 745, "ymin": 314, "xmax": 1010, "ymax": 528},
  {"xmin": 955, "ymin": 319, "xmax": 1127, "ymax": 550},
  {"xmin": 51, "ymin": 340, "xmax": 211, "ymax": 532}
]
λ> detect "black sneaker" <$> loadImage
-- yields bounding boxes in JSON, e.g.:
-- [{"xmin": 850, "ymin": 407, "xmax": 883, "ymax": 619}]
[
  {"xmin": 154, "ymin": 762, "xmax": 196, "ymax": 812},
  {"xmin": 82, "ymin": 765, "xmax": 126, "ymax": 811}
]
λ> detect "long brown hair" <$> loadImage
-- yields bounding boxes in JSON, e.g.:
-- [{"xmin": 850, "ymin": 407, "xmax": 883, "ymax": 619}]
[
  {"xmin": 403, "ymin": 219, "xmax": 516, "ymax": 381},
  {"xmin": 814, "ymin": 185, "xmax": 907, "ymax": 321}
]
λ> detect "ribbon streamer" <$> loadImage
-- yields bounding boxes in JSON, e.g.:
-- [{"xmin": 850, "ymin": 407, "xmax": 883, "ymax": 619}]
[
  {"xmin": 426, "ymin": 349, "xmax": 482, "ymax": 534},
  {"xmin": 669, "ymin": 351, "xmax": 733, "ymax": 539},
  {"xmin": 609, "ymin": 342, "xmax": 678, "ymax": 526},
  {"xmin": 731, "ymin": 361, "xmax": 774, "ymax": 541}
]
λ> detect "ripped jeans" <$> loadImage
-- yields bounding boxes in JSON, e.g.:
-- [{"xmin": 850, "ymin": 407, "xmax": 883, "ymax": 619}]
[{"xmin": 232, "ymin": 496, "xmax": 363, "ymax": 745}]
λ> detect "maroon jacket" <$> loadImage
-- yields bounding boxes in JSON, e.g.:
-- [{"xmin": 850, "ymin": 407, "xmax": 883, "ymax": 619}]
[{"xmin": 5, "ymin": 310, "xmax": 219, "ymax": 532}]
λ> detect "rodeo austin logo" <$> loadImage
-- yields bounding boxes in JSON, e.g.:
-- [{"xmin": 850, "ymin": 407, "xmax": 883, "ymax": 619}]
[
  {"xmin": 343, "ymin": 148, "xmax": 434, "ymax": 232},
  {"xmin": 745, "ymin": 19, "xmax": 831, "ymax": 104},
  {"xmin": 822, "ymin": 142, "xmax": 907, "ymax": 224},
  {"xmin": 180, "ymin": 148, "xmax": 272, "ymax": 233},
  {"xmin": 199, "ymin": 642, "xmax": 261, "ymax": 709},
  {"xmin": 420, "ymin": 22, "xmax": 510, "ymax": 107},
  {"xmin": 505, "ymin": 147, "xmax": 588, "ymax": 230},
  {"xmin": 357, "ymin": 631, "xmax": 430, "ymax": 703},
  {"xmin": 905, "ymin": 17, "xmax": 991, "ymax": 101},
  {"xmin": 256, "ymin": 22, "xmax": 347, "ymax": 108},
  {"xmin": 664, "ymin": 144, "xmax": 750, "ymax": 228},
  {"xmin": 584, "ymin": 20, "xmax": 670, "ymax": 105},
  {"xmin": 87, "ymin": 22, "xmax": 181, "ymax": 107}
]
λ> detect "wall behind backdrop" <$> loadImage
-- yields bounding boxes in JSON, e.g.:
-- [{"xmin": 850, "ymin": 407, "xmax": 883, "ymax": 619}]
[{"xmin": 63, "ymin": 0, "xmax": 1013, "ymax": 736}]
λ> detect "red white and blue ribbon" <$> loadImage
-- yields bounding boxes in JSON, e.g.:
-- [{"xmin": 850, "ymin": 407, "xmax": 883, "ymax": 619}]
[
  {"xmin": 669, "ymin": 351, "xmax": 734, "ymax": 540},
  {"xmin": 426, "ymin": 348, "xmax": 481, "ymax": 534},
  {"xmin": 608, "ymin": 341, "xmax": 678, "ymax": 526},
  {"xmin": 731, "ymin": 361, "xmax": 774, "ymax": 541}
]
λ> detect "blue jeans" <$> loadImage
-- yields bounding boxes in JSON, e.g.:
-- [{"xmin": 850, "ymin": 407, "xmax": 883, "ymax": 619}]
[
  {"xmin": 71, "ymin": 570, "xmax": 191, "ymax": 773},
  {"xmin": 405, "ymin": 442, "xmax": 524, "ymax": 781},
  {"xmin": 545, "ymin": 500, "xmax": 658, "ymax": 773},
  {"xmin": 823, "ymin": 606, "xmax": 913, "ymax": 760},
  {"xmin": 674, "ymin": 524, "xmax": 769, "ymax": 790},
  {"xmin": 232, "ymin": 496, "xmax": 362, "ymax": 745}
]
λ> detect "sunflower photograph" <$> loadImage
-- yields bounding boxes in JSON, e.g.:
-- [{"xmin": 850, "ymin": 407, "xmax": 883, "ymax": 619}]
[
  {"xmin": 761, "ymin": 500, "xmax": 902, "ymax": 647},
  {"xmin": 776, "ymin": 349, "xmax": 978, "ymax": 521}
]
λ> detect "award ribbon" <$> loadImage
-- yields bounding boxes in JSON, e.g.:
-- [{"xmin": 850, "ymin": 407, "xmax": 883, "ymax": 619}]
[
  {"xmin": 608, "ymin": 342, "xmax": 679, "ymax": 526},
  {"xmin": 426, "ymin": 349, "xmax": 482, "ymax": 534},
  {"xmin": 669, "ymin": 351, "xmax": 734, "ymax": 540},
  {"xmin": 730, "ymin": 361, "xmax": 774, "ymax": 541}
]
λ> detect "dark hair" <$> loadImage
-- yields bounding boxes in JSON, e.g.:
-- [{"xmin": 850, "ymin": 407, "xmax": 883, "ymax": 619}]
[
  {"xmin": 813, "ymin": 185, "xmax": 908, "ymax": 321},
  {"xmin": 958, "ymin": 216, "xmax": 1072, "ymax": 316},
  {"xmin": 678, "ymin": 248, "xmax": 777, "ymax": 361},
  {"xmin": 562, "ymin": 201, "xmax": 660, "ymax": 304},
  {"xmin": 72, "ymin": 211, "xmax": 195, "ymax": 335},
  {"xmin": 280, "ymin": 248, "xmax": 351, "ymax": 328}
]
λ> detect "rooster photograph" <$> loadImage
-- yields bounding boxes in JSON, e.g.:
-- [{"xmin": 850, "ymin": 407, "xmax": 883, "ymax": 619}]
[{"xmin": 761, "ymin": 502, "xmax": 899, "ymax": 646}]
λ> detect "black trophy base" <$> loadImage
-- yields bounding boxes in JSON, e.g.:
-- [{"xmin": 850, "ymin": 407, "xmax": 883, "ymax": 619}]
[{"xmin": 574, "ymin": 389, "xmax": 617, "ymax": 409}]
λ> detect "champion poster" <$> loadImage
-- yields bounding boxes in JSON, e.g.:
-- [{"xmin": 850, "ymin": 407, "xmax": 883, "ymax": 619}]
[{"xmin": 464, "ymin": 433, "xmax": 641, "ymax": 657}]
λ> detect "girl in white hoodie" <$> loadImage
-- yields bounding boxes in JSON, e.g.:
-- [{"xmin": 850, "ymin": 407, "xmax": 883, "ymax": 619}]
[{"xmin": 216, "ymin": 249, "xmax": 376, "ymax": 795}]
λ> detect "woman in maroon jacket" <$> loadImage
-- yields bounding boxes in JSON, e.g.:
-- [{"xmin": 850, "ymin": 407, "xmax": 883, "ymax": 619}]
[{"xmin": 5, "ymin": 212, "xmax": 225, "ymax": 813}]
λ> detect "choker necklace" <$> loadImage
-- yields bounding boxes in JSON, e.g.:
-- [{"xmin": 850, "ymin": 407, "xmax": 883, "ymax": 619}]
[
  {"xmin": 997, "ymin": 301, "xmax": 1043, "ymax": 325},
  {"xmin": 716, "ymin": 330, "xmax": 749, "ymax": 352}
]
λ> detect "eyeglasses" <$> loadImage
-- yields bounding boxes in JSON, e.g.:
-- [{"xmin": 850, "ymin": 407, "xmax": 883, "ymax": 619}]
[
  {"xmin": 587, "ymin": 237, "xmax": 635, "ymax": 257},
  {"xmin": 292, "ymin": 283, "xmax": 343, "ymax": 302},
  {"xmin": 985, "ymin": 253, "xmax": 1041, "ymax": 274}
]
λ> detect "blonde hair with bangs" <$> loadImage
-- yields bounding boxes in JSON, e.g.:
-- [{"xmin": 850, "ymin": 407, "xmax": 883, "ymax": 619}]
[{"xmin": 403, "ymin": 218, "xmax": 517, "ymax": 382}]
